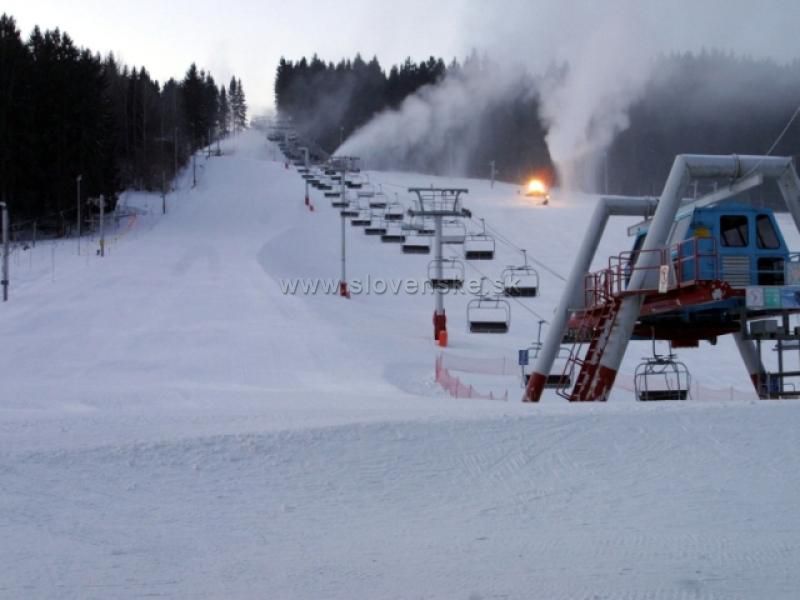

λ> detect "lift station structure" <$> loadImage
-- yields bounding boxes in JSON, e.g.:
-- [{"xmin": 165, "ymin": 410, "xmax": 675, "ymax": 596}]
[
  {"xmin": 408, "ymin": 188, "xmax": 470, "ymax": 343},
  {"xmin": 524, "ymin": 154, "xmax": 800, "ymax": 402}
]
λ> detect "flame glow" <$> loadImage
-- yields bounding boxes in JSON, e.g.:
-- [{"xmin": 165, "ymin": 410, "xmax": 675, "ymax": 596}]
[{"xmin": 526, "ymin": 178, "xmax": 548, "ymax": 196}]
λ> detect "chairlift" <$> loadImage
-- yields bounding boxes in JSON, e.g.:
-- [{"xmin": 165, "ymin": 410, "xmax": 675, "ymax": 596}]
[
  {"xmin": 502, "ymin": 249, "xmax": 539, "ymax": 297},
  {"xmin": 464, "ymin": 219, "xmax": 495, "ymax": 260},
  {"xmin": 442, "ymin": 219, "xmax": 466, "ymax": 244},
  {"xmin": 634, "ymin": 339, "xmax": 691, "ymax": 401},
  {"xmin": 402, "ymin": 234, "xmax": 431, "ymax": 255},
  {"xmin": 520, "ymin": 321, "xmax": 572, "ymax": 387},
  {"xmin": 345, "ymin": 178, "xmax": 364, "ymax": 189},
  {"xmin": 467, "ymin": 278, "xmax": 510, "ymax": 333},
  {"xmin": 385, "ymin": 200, "xmax": 405, "ymax": 221},
  {"xmin": 351, "ymin": 209, "xmax": 372, "ymax": 226},
  {"xmin": 341, "ymin": 201, "xmax": 360, "ymax": 218},
  {"xmin": 324, "ymin": 190, "xmax": 341, "ymax": 199},
  {"xmin": 369, "ymin": 189, "xmax": 388, "ymax": 209},
  {"xmin": 365, "ymin": 216, "xmax": 388, "ymax": 236},
  {"xmin": 357, "ymin": 184, "xmax": 376, "ymax": 199},
  {"xmin": 427, "ymin": 258, "xmax": 465, "ymax": 289},
  {"xmin": 402, "ymin": 216, "xmax": 435, "ymax": 237},
  {"xmin": 381, "ymin": 222, "xmax": 406, "ymax": 243}
]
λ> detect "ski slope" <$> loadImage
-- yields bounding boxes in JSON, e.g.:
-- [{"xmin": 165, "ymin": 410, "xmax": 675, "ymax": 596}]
[{"xmin": 1, "ymin": 130, "xmax": 800, "ymax": 599}]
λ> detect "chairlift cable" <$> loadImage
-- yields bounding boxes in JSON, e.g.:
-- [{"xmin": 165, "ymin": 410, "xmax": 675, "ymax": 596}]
[
  {"xmin": 470, "ymin": 216, "xmax": 567, "ymax": 283},
  {"xmin": 444, "ymin": 245, "xmax": 549, "ymax": 323},
  {"xmin": 740, "ymin": 102, "xmax": 800, "ymax": 180}
]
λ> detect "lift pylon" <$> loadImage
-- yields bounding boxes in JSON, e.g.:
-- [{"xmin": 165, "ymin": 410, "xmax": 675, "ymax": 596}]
[{"xmin": 408, "ymin": 188, "xmax": 470, "ymax": 342}]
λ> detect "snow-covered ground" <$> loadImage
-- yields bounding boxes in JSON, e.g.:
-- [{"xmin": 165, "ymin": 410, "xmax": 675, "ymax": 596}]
[{"xmin": 2, "ymin": 130, "xmax": 799, "ymax": 599}]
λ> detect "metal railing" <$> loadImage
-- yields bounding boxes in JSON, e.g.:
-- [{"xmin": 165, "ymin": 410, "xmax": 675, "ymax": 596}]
[{"xmin": 584, "ymin": 237, "xmax": 720, "ymax": 308}]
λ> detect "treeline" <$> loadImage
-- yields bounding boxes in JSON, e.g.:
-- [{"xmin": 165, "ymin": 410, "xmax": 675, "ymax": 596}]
[
  {"xmin": 275, "ymin": 54, "xmax": 447, "ymax": 151},
  {"xmin": 611, "ymin": 50, "xmax": 800, "ymax": 196},
  {"xmin": 274, "ymin": 51, "xmax": 800, "ymax": 195},
  {"xmin": 0, "ymin": 13, "xmax": 247, "ymax": 226}
]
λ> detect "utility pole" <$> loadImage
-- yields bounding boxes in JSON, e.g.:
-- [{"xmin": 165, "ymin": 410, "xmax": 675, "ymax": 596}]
[
  {"xmin": 98, "ymin": 195, "xmax": 105, "ymax": 257},
  {"xmin": 339, "ymin": 158, "xmax": 349, "ymax": 298},
  {"xmin": 173, "ymin": 127, "xmax": 178, "ymax": 183},
  {"xmin": 489, "ymin": 161, "xmax": 498, "ymax": 188},
  {"xmin": 301, "ymin": 147, "xmax": 310, "ymax": 206},
  {"xmin": 162, "ymin": 170, "xmax": 167, "ymax": 214},
  {"xmin": 192, "ymin": 153, "xmax": 197, "ymax": 188},
  {"xmin": 76, "ymin": 175, "xmax": 82, "ymax": 254},
  {"xmin": 1, "ymin": 202, "xmax": 8, "ymax": 301}
]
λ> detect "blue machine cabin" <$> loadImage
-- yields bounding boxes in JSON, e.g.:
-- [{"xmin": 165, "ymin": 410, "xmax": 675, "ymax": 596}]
[{"xmin": 618, "ymin": 204, "xmax": 799, "ymax": 345}]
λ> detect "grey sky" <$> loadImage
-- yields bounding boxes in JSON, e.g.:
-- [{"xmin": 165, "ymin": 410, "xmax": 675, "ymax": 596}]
[{"xmin": 6, "ymin": 0, "xmax": 800, "ymax": 113}]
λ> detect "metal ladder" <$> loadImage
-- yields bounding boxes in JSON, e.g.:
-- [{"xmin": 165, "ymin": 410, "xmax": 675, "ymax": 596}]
[{"xmin": 557, "ymin": 297, "xmax": 621, "ymax": 402}]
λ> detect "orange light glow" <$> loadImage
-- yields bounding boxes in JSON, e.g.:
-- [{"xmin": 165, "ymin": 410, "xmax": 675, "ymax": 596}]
[{"xmin": 526, "ymin": 178, "xmax": 548, "ymax": 196}]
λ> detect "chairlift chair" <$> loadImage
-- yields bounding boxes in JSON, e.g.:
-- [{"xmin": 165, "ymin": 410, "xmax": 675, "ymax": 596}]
[
  {"xmin": 341, "ymin": 200, "xmax": 360, "ymax": 218},
  {"xmin": 345, "ymin": 178, "xmax": 364, "ymax": 189},
  {"xmin": 351, "ymin": 209, "xmax": 372, "ymax": 226},
  {"xmin": 502, "ymin": 249, "xmax": 539, "ymax": 297},
  {"xmin": 365, "ymin": 216, "xmax": 388, "ymax": 236},
  {"xmin": 634, "ymin": 340, "xmax": 691, "ymax": 401},
  {"xmin": 357, "ymin": 184, "xmax": 376, "ymax": 199},
  {"xmin": 442, "ymin": 219, "xmax": 467, "ymax": 244},
  {"xmin": 401, "ymin": 234, "xmax": 432, "ymax": 254},
  {"xmin": 464, "ymin": 219, "xmax": 495, "ymax": 260},
  {"xmin": 384, "ymin": 200, "xmax": 405, "ymax": 221},
  {"xmin": 427, "ymin": 258, "xmax": 465, "ymax": 289},
  {"xmin": 467, "ymin": 278, "xmax": 511, "ymax": 333},
  {"xmin": 381, "ymin": 222, "xmax": 406, "ymax": 243},
  {"xmin": 520, "ymin": 322, "xmax": 572, "ymax": 387},
  {"xmin": 418, "ymin": 219, "xmax": 435, "ymax": 236},
  {"xmin": 369, "ymin": 190, "xmax": 388, "ymax": 209}
]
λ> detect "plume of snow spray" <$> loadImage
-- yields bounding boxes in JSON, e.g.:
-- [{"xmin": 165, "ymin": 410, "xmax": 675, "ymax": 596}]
[
  {"xmin": 339, "ymin": 58, "xmax": 527, "ymax": 175},
  {"xmin": 339, "ymin": 0, "xmax": 658, "ymax": 191},
  {"xmin": 536, "ymin": 7, "xmax": 656, "ymax": 190}
]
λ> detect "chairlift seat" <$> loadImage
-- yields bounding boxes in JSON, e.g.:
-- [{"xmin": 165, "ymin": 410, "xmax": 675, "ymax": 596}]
[
  {"xmin": 381, "ymin": 232, "xmax": 406, "ymax": 243},
  {"xmin": 351, "ymin": 211, "xmax": 371, "ymax": 226},
  {"xmin": 442, "ymin": 220, "xmax": 466, "ymax": 244},
  {"xmin": 402, "ymin": 241, "xmax": 431, "ymax": 254},
  {"xmin": 369, "ymin": 194, "xmax": 388, "ymax": 209},
  {"xmin": 634, "ymin": 354, "xmax": 691, "ymax": 402},
  {"xmin": 464, "ymin": 235, "xmax": 495, "ymax": 260},
  {"xmin": 503, "ymin": 266, "xmax": 539, "ymax": 297},
  {"xmin": 385, "ymin": 204, "xmax": 405, "ymax": 221},
  {"xmin": 467, "ymin": 297, "xmax": 510, "ymax": 334},
  {"xmin": 365, "ymin": 223, "xmax": 388, "ymax": 235},
  {"xmin": 639, "ymin": 389, "xmax": 688, "ymax": 401},
  {"xmin": 427, "ymin": 259, "xmax": 465, "ymax": 289}
]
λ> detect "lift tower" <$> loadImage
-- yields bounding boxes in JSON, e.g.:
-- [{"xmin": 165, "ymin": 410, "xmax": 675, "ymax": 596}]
[{"xmin": 408, "ymin": 188, "xmax": 470, "ymax": 343}]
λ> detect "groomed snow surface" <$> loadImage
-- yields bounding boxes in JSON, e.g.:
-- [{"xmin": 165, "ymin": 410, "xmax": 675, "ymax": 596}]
[{"xmin": 1, "ymin": 130, "xmax": 799, "ymax": 599}]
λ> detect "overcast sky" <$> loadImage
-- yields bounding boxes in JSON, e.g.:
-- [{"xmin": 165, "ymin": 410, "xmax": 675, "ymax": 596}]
[{"xmin": 5, "ymin": 0, "xmax": 800, "ymax": 114}]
